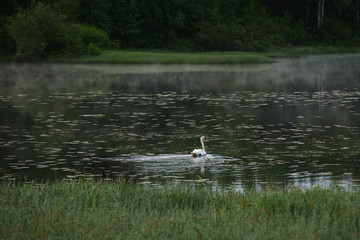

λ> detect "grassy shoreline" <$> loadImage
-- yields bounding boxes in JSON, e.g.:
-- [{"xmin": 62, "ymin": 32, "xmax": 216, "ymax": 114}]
[
  {"xmin": 2, "ymin": 46, "xmax": 360, "ymax": 64},
  {"xmin": 1, "ymin": 180, "xmax": 360, "ymax": 239},
  {"xmin": 50, "ymin": 50, "xmax": 275, "ymax": 64}
]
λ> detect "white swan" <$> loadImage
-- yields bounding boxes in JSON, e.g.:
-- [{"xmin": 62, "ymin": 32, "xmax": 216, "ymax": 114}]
[{"xmin": 191, "ymin": 136, "xmax": 207, "ymax": 157}]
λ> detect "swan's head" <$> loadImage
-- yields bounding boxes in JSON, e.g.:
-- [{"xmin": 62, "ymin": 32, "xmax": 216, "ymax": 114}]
[{"xmin": 200, "ymin": 136, "xmax": 206, "ymax": 141}]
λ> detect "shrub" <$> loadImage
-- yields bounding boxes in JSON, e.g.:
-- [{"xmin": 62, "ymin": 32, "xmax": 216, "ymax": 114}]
[
  {"xmin": 62, "ymin": 34, "xmax": 87, "ymax": 56},
  {"xmin": 195, "ymin": 18, "xmax": 285, "ymax": 51},
  {"xmin": 73, "ymin": 24, "xmax": 112, "ymax": 49},
  {"xmin": 319, "ymin": 17, "xmax": 353, "ymax": 45},
  {"xmin": 6, "ymin": 3, "xmax": 115, "ymax": 57},
  {"xmin": 195, "ymin": 22, "xmax": 237, "ymax": 51},
  {"xmin": 277, "ymin": 13, "xmax": 309, "ymax": 45},
  {"xmin": 87, "ymin": 43, "xmax": 102, "ymax": 55},
  {"xmin": 6, "ymin": 3, "xmax": 71, "ymax": 57},
  {"xmin": 0, "ymin": 18, "xmax": 15, "ymax": 56}
]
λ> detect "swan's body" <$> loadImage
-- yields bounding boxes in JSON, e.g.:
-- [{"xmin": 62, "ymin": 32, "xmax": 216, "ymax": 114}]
[
  {"xmin": 191, "ymin": 136, "xmax": 207, "ymax": 157},
  {"xmin": 191, "ymin": 149, "xmax": 206, "ymax": 157}
]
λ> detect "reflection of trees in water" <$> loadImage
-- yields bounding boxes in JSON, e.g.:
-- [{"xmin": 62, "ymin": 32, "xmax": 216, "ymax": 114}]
[
  {"xmin": 1, "ymin": 56, "xmax": 360, "ymax": 95},
  {"xmin": 106, "ymin": 57, "xmax": 360, "ymax": 93}
]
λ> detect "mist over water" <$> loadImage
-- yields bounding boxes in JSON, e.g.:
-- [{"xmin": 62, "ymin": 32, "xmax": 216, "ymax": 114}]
[{"xmin": 0, "ymin": 54, "xmax": 359, "ymax": 190}]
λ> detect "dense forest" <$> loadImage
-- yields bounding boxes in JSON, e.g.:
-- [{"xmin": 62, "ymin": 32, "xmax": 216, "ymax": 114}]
[{"xmin": 1, "ymin": 0, "xmax": 360, "ymax": 57}]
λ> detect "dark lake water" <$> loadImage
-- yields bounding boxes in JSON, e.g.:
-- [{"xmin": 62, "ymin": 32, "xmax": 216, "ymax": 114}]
[{"xmin": 1, "ymin": 54, "xmax": 360, "ymax": 190}]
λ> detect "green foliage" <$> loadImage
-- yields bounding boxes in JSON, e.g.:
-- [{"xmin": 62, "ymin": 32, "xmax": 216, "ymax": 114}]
[
  {"xmin": 195, "ymin": 22, "xmax": 237, "ymax": 51},
  {"xmin": 78, "ymin": 0, "xmax": 112, "ymax": 32},
  {"xmin": 51, "ymin": 50, "xmax": 274, "ymax": 64},
  {"xmin": 1, "ymin": 0, "xmax": 360, "ymax": 56},
  {"xmin": 277, "ymin": 13, "xmax": 309, "ymax": 45},
  {"xmin": 39, "ymin": 0, "xmax": 79, "ymax": 21},
  {"xmin": 0, "ymin": 17, "xmax": 15, "ymax": 56},
  {"xmin": 195, "ymin": 18, "xmax": 286, "ymax": 51},
  {"xmin": 5, "ymin": 2, "xmax": 113, "ymax": 57},
  {"xmin": 75, "ymin": 24, "xmax": 111, "ymax": 48},
  {"xmin": 1, "ymin": 181, "xmax": 360, "ymax": 239},
  {"xmin": 319, "ymin": 17, "xmax": 353, "ymax": 45},
  {"xmin": 108, "ymin": 0, "xmax": 141, "ymax": 46},
  {"xmin": 6, "ymin": 3, "xmax": 69, "ymax": 57},
  {"xmin": 87, "ymin": 43, "xmax": 102, "ymax": 55}
]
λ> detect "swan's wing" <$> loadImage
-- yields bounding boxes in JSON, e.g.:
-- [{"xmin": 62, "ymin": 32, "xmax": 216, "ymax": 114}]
[{"xmin": 191, "ymin": 149, "xmax": 206, "ymax": 155}]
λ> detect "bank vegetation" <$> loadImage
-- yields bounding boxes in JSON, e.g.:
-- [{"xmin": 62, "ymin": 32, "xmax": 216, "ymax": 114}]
[{"xmin": 1, "ymin": 180, "xmax": 360, "ymax": 239}]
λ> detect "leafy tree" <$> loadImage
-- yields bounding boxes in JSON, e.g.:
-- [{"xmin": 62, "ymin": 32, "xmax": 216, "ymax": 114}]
[
  {"xmin": 1, "ymin": 0, "xmax": 31, "ymax": 16},
  {"xmin": 39, "ymin": 0, "xmax": 80, "ymax": 21},
  {"xmin": 2, "ymin": 0, "xmax": 360, "ymax": 56},
  {"xmin": 6, "ymin": 2, "xmax": 113, "ymax": 57},
  {"xmin": 72, "ymin": 24, "xmax": 112, "ymax": 49},
  {"xmin": 0, "ymin": 0, "xmax": 32, "ymax": 55},
  {"xmin": 319, "ymin": 16, "xmax": 353, "ymax": 44},
  {"xmin": 78, "ymin": 0, "xmax": 112, "ymax": 32},
  {"xmin": 109, "ymin": 0, "xmax": 141, "ymax": 47},
  {"xmin": 7, "ymin": 2, "xmax": 70, "ymax": 56}
]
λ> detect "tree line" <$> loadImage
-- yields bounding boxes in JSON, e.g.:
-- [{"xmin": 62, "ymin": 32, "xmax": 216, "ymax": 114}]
[{"xmin": 1, "ymin": 0, "xmax": 360, "ymax": 57}]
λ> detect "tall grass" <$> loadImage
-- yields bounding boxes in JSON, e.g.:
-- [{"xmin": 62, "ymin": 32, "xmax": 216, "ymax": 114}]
[
  {"xmin": 48, "ymin": 47, "xmax": 360, "ymax": 64},
  {"xmin": 265, "ymin": 46, "xmax": 360, "ymax": 58},
  {"xmin": 1, "ymin": 180, "xmax": 360, "ymax": 239},
  {"xmin": 50, "ymin": 50, "xmax": 275, "ymax": 64},
  {"xmin": 4, "ymin": 47, "xmax": 360, "ymax": 64}
]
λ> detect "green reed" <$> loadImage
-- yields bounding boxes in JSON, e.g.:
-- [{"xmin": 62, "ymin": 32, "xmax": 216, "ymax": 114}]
[{"xmin": 1, "ymin": 180, "xmax": 360, "ymax": 240}]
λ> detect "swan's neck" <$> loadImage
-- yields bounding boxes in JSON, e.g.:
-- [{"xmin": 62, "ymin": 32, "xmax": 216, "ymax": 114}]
[{"xmin": 200, "ymin": 138, "xmax": 206, "ymax": 151}]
